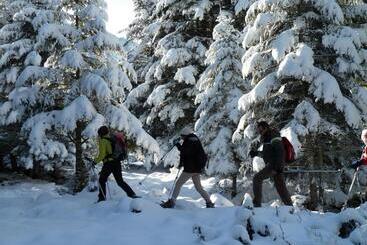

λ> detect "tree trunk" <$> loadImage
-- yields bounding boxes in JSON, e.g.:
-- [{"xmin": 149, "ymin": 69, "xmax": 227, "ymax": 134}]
[
  {"xmin": 0, "ymin": 153, "xmax": 3, "ymax": 171},
  {"xmin": 32, "ymin": 159, "xmax": 41, "ymax": 178},
  {"xmin": 10, "ymin": 153, "xmax": 17, "ymax": 171},
  {"xmin": 231, "ymin": 174, "xmax": 237, "ymax": 198},
  {"xmin": 308, "ymin": 177, "xmax": 318, "ymax": 210},
  {"xmin": 73, "ymin": 121, "xmax": 87, "ymax": 193}
]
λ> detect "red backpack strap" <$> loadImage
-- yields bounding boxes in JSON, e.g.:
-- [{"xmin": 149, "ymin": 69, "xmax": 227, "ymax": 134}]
[{"xmin": 114, "ymin": 132, "xmax": 126, "ymax": 148}]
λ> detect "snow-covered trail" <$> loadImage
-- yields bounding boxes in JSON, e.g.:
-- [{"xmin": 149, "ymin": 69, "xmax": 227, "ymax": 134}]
[
  {"xmin": 0, "ymin": 170, "xmax": 366, "ymax": 245},
  {"xmin": 0, "ymin": 171, "xmax": 236, "ymax": 245}
]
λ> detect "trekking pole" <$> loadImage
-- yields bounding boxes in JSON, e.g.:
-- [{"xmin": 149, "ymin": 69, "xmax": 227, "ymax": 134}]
[
  {"xmin": 139, "ymin": 145, "xmax": 176, "ymax": 185},
  {"xmin": 168, "ymin": 168, "xmax": 182, "ymax": 198},
  {"xmin": 86, "ymin": 157, "xmax": 107, "ymax": 200},
  {"xmin": 342, "ymin": 167, "xmax": 360, "ymax": 211}
]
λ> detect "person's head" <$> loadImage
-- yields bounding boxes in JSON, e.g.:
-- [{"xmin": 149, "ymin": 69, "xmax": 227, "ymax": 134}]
[
  {"xmin": 180, "ymin": 127, "xmax": 193, "ymax": 139},
  {"xmin": 361, "ymin": 129, "xmax": 367, "ymax": 145},
  {"xmin": 256, "ymin": 121, "xmax": 270, "ymax": 136},
  {"xmin": 98, "ymin": 126, "xmax": 109, "ymax": 137}
]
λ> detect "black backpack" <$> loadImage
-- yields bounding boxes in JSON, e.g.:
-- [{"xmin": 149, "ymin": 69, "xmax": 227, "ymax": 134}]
[
  {"xmin": 105, "ymin": 132, "xmax": 128, "ymax": 162},
  {"xmin": 197, "ymin": 141, "xmax": 208, "ymax": 169}
]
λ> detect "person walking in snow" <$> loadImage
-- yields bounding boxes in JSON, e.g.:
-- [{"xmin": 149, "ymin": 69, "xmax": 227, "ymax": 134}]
[
  {"xmin": 249, "ymin": 121, "xmax": 293, "ymax": 207},
  {"xmin": 95, "ymin": 126, "xmax": 139, "ymax": 202},
  {"xmin": 347, "ymin": 128, "xmax": 367, "ymax": 199},
  {"xmin": 161, "ymin": 127, "xmax": 215, "ymax": 208}
]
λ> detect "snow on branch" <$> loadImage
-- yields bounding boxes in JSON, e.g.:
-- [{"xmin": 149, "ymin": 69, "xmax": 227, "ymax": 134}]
[
  {"xmin": 76, "ymin": 32, "xmax": 123, "ymax": 51},
  {"xmin": 80, "ymin": 73, "xmax": 111, "ymax": 100},
  {"xmin": 15, "ymin": 66, "xmax": 57, "ymax": 87},
  {"xmin": 235, "ymin": 0, "xmax": 253, "ymax": 15},
  {"xmin": 174, "ymin": 65, "xmax": 197, "ymax": 85},
  {"xmin": 310, "ymin": 69, "xmax": 361, "ymax": 128},
  {"xmin": 188, "ymin": 0, "xmax": 213, "ymax": 20},
  {"xmin": 60, "ymin": 49, "xmax": 86, "ymax": 69},
  {"xmin": 160, "ymin": 48, "xmax": 192, "ymax": 67},
  {"xmin": 238, "ymin": 72, "xmax": 279, "ymax": 111},
  {"xmin": 106, "ymin": 105, "xmax": 160, "ymax": 160},
  {"xmin": 22, "ymin": 96, "xmax": 97, "ymax": 163}
]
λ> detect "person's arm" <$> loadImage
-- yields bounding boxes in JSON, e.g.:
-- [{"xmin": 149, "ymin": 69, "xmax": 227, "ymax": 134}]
[{"xmin": 94, "ymin": 139, "xmax": 107, "ymax": 163}]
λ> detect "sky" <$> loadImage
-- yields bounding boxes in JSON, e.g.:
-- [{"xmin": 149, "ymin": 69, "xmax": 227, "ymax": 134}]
[{"xmin": 105, "ymin": 0, "xmax": 135, "ymax": 36}]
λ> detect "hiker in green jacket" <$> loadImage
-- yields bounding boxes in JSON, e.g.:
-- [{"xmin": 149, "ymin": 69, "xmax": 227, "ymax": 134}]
[{"xmin": 95, "ymin": 126, "xmax": 138, "ymax": 202}]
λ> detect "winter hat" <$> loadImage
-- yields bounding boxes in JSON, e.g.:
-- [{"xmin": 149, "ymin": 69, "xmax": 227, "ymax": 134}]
[
  {"xmin": 98, "ymin": 126, "xmax": 109, "ymax": 137},
  {"xmin": 180, "ymin": 127, "xmax": 193, "ymax": 136}
]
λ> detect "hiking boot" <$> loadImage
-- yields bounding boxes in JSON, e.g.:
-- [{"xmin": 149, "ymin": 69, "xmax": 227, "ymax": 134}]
[
  {"xmin": 97, "ymin": 197, "xmax": 106, "ymax": 203},
  {"xmin": 160, "ymin": 199, "xmax": 175, "ymax": 208},
  {"xmin": 206, "ymin": 202, "xmax": 215, "ymax": 208}
]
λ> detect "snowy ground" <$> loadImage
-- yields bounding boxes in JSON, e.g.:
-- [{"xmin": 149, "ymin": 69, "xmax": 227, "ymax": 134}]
[{"xmin": 1, "ymin": 169, "xmax": 367, "ymax": 245}]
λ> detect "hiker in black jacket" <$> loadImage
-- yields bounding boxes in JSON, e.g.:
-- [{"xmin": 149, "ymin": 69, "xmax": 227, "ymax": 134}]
[
  {"xmin": 249, "ymin": 121, "xmax": 292, "ymax": 207},
  {"xmin": 161, "ymin": 127, "xmax": 214, "ymax": 208}
]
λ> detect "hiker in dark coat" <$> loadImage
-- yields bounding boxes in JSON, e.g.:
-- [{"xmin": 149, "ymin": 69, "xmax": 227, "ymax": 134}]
[
  {"xmin": 95, "ymin": 126, "xmax": 138, "ymax": 202},
  {"xmin": 161, "ymin": 127, "xmax": 214, "ymax": 208},
  {"xmin": 249, "ymin": 121, "xmax": 293, "ymax": 207}
]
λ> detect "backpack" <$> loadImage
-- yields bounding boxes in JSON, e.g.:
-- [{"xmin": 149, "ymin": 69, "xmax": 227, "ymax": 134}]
[
  {"xmin": 281, "ymin": 137, "xmax": 295, "ymax": 163},
  {"xmin": 106, "ymin": 132, "xmax": 128, "ymax": 162},
  {"xmin": 197, "ymin": 143, "xmax": 208, "ymax": 169}
]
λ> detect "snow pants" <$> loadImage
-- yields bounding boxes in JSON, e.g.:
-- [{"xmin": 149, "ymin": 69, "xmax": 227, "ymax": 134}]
[
  {"xmin": 253, "ymin": 165, "xmax": 292, "ymax": 207},
  {"xmin": 98, "ymin": 161, "xmax": 135, "ymax": 200},
  {"xmin": 171, "ymin": 172, "xmax": 211, "ymax": 203}
]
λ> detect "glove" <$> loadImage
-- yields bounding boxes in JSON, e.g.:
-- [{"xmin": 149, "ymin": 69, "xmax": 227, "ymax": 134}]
[
  {"xmin": 173, "ymin": 137, "xmax": 180, "ymax": 145},
  {"xmin": 85, "ymin": 157, "xmax": 97, "ymax": 167},
  {"xmin": 249, "ymin": 150, "xmax": 258, "ymax": 158},
  {"xmin": 348, "ymin": 160, "xmax": 362, "ymax": 170}
]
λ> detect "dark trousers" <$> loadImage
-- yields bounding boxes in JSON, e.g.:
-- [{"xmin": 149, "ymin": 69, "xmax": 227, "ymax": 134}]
[
  {"xmin": 98, "ymin": 161, "xmax": 135, "ymax": 200},
  {"xmin": 253, "ymin": 165, "xmax": 292, "ymax": 207}
]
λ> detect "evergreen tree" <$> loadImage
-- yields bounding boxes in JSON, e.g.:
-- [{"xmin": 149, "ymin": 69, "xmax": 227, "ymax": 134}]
[
  {"xmin": 195, "ymin": 11, "xmax": 248, "ymax": 177},
  {"xmin": 235, "ymin": 0, "xmax": 367, "ymax": 172},
  {"xmin": 126, "ymin": 0, "xmax": 220, "ymax": 141},
  {"xmin": 1, "ymin": 0, "xmax": 160, "ymax": 191},
  {"xmin": 0, "ymin": 0, "xmax": 61, "ymax": 171},
  {"xmin": 124, "ymin": 0, "xmax": 157, "ymax": 118}
]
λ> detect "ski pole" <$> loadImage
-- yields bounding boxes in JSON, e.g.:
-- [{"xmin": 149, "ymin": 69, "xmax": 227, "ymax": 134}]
[
  {"xmin": 139, "ymin": 145, "xmax": 176, "ymax": 185},
  {"xmin": 86, "ymin": 157, "xmax": 107, "ymax": 200},
  {"xmin": 342, "ymin": 167, "xmax": 360, "ymax": 210}
]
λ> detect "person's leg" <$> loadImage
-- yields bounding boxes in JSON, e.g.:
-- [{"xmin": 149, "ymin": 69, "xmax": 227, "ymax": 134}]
[
  {"xmin": 171, "ymin": 172, "xmax": 192, "ymax": 201},
  {"xmin": 273, "ymin": 173, "xmax": 293, "ymax": 206},
  {"xmin": 111, "ymin": 162, "xmax": 136, "ymax": 197},
  {"xmin": 98, "ymin": 163, "xmax": 112, "ymax": 201},
  {"xmin": 191, "ymin": 174, "xmax": 212, "ymax": 203},
  {"xmin": 253, "ymin": 166, "xmax": 274, "ymax": 207}
]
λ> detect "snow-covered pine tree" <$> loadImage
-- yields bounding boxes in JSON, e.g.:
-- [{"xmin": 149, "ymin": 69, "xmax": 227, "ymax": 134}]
[
  {"xmin": 126, "ymin": 0, "xmax": 220, "ymax": 142},
  {"xmin": 233, "ymin": 0, "xmax": 256, "ymax": 29},
  {"xmin": 124, "ymin": 0, "xmax": 157, "ymax": 117},
  {"xmin": 0, "ymin": 1, "xmax": 8, "ymax": 29},
  {"xmin": 235, "ymin": 0, "xmax": 367, "ymax": 173},
  {"xmin": 1, "ymin": 0, "xmax": 160, "ymax": 191},
  {"xmin": 195, "ymin": 11, "xmax": 248, "ymax": 181},
  {"xmin": 0, "ymin": 0, "xmax": 62, "ymax": 172}
]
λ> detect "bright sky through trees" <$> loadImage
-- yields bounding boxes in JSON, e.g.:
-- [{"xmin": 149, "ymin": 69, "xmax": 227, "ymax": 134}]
[{"xmin": 105, "ymin": 0, "xmax": 134, "ymax": 36}]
